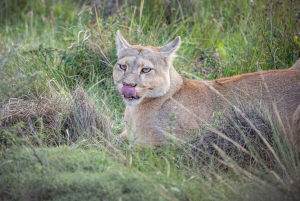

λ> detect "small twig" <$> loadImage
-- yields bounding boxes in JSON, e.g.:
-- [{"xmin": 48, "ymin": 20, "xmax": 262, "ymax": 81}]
[
  {"xmin": 75, "ymin": 7, "xmax": 91, "ymax": 45},
  {"xmin": 77, "ymin": 7, "xmax": 91, "ymax": 31},
  {"xmin": 28, "ymin": 118, "xmax": 49, "ymax": 167},
  {"xmin": 19, "ymin": 129, "xmax": 44, "ymax": 166}
]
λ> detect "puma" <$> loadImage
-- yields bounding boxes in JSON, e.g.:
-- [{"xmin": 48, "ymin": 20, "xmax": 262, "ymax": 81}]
[{"xmin": 113, "ymin": 30, "xmax": 300, "ymax": 148}]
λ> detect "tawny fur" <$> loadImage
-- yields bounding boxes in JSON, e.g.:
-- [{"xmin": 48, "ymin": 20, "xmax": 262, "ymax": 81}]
[
  {"xmin": 290, "ymin": 58, "xmax": 300, "ymax": 70},
  {"xmin": 290, "ymin": 58, "xmax": 300, "ymax": 137},
  {"xmin": 293, "ymin": 105, "xmax": 300, "ymax": 136},
  {"xmin": 113, "ymin": 31, "xmax": 300, "ymax": 148}
]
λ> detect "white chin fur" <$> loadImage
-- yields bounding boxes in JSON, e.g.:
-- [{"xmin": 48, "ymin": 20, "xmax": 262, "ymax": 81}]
[
  {"xmin": 146, "ymin": 90, "xmax": 166, "ymax": 98},
  {"xmin": 123, "ymin": 97, "xmax": 143, "ymax": 106}
]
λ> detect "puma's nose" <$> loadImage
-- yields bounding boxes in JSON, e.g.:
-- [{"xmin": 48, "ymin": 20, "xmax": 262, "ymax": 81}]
[{"xmin": 123, "ymin": 82, "xmax": 137, "ymax": 87}]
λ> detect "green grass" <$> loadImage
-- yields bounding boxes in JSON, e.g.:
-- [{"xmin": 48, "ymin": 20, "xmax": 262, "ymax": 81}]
[
  {"xmin": 0, "ymin": 146, "xmax": 165, "ymax": 201},
  {"xmin": 1, "ymin": 0, "xmax": 300, "ymax": 200}
]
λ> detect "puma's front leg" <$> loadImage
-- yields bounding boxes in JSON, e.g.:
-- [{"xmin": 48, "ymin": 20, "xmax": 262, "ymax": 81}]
[{"xmin": 119, "ymin": 107, "xmax": 132, "ymax": 142}]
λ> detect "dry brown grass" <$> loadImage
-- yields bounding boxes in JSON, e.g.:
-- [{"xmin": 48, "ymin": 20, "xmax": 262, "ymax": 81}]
[
  {"xmin": 0, "ymin": 96, "xmax": 67, "ymax": 131},
  {"xmin": 0, "ymin": 86, "xmax": 111, "ymax": 146}
]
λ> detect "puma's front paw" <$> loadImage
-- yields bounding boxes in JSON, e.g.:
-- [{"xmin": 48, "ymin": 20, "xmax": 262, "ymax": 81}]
[{"xmin": 119, "ymin": 130, "xmax": 128, "ymax": 141}]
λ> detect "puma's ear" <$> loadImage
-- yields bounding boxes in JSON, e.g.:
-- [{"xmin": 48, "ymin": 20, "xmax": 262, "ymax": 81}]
[
  {"xmin": 116, "ymin": 30, "xmax": 131, "ymax": 57},
  {"xmin": 158, "ymin": 36, "xmax": 181, "ymax": 56}
]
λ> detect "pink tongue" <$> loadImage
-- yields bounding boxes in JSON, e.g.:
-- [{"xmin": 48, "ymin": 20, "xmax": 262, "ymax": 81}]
[{"xmin": 121, "ymin": 85, "xmax": 137, "ymax": 98}]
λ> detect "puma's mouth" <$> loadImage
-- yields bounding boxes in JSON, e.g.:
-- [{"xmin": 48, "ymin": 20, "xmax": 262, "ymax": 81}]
[
  {"xmin": 123, "ymin": 95, "xmax": 140, "ymax": 100},
  {"xmin": 121, "ymin": 85, "xmax": 140, "ymax": 101}
]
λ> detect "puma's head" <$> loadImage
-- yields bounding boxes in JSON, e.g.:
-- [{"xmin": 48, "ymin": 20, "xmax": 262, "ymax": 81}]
[{"xmin": 113, "ymin": 30, "xmax": 181, "ymax": 106}]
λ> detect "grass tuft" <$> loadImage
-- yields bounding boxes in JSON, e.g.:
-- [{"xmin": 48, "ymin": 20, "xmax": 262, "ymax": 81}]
[{"xmin": 185, "ymin": 103, "xmax": 274, "ymax": 169}]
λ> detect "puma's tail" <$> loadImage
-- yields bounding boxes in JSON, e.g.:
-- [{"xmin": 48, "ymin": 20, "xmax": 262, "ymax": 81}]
[{"xmin": 290, "ymin": 58, "xmax": 300, "ymax": 70}]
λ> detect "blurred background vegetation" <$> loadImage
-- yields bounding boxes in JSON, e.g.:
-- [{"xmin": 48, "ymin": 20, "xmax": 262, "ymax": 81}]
[{"xmin": 0, "ymin": 0, "xmax": 300, "ymax": 200}]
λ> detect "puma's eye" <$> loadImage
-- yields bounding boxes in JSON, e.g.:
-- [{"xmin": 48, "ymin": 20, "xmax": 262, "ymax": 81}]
[
  {"xmin": 141, "ymin": 67, "xmax": 152, "ymax": 73},
  {"xmin": 118, "ymin": 64, "xmax": 127, "ymax": 71}
]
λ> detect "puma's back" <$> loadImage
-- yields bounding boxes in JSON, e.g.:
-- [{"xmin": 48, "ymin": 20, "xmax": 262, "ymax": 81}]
[{"xmin": 113, "ymin": 31, "xmax": 300, "ymax": 147}]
